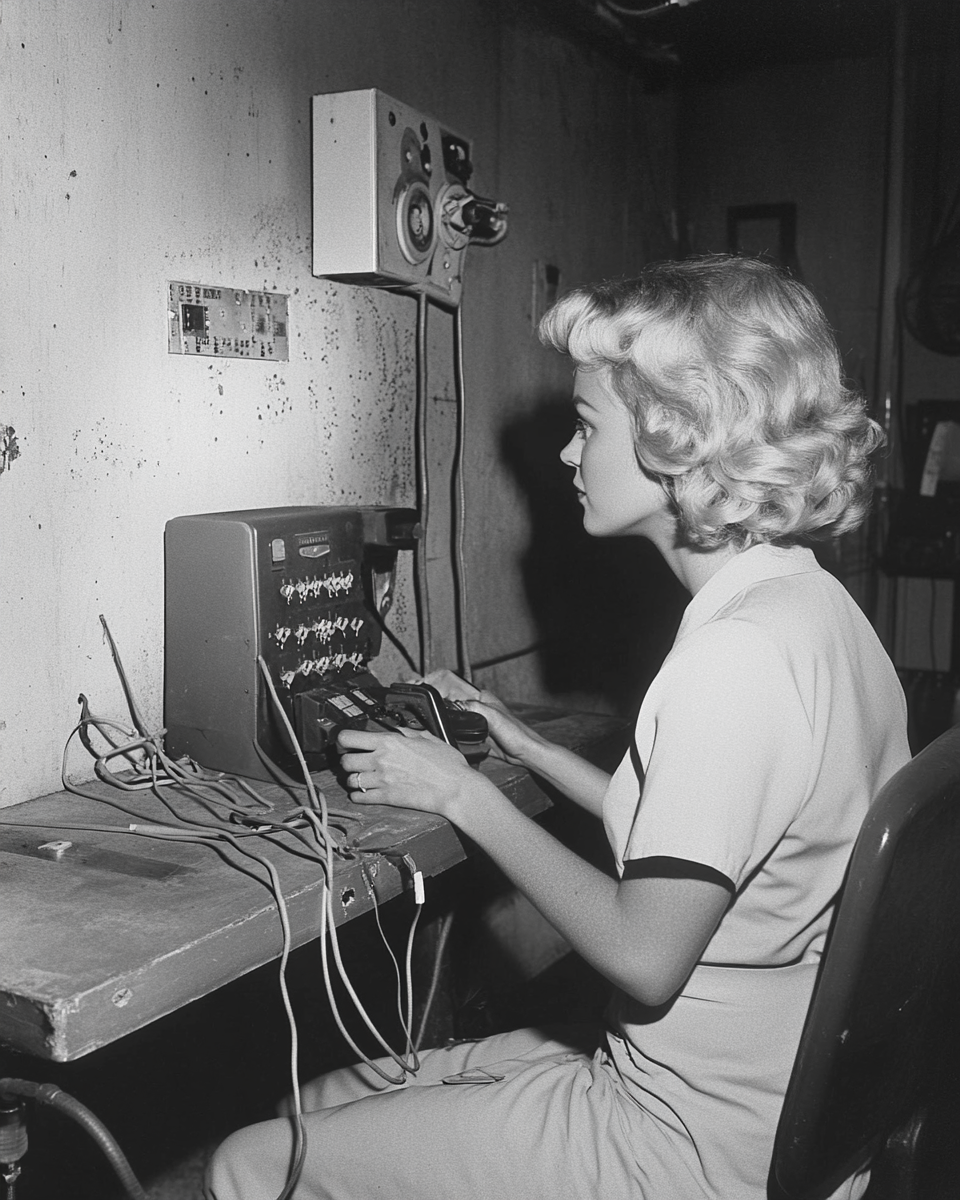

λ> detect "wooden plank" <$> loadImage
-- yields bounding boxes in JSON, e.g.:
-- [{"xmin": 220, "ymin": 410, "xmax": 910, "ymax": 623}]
[{"xmin": 0, "ymin": 709, "xmax": 626, "ymax": 1061}]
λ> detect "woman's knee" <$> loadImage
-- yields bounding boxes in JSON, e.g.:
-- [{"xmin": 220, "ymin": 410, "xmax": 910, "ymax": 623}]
[{"xmin": 205, "ymin": 1120, "xmax": 294, "ymax": 1200}]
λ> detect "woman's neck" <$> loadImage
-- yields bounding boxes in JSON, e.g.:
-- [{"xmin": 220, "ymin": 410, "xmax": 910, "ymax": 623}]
[{"xmin": 651, "ymin": 529, "xmax": 743, "ymax": 596}]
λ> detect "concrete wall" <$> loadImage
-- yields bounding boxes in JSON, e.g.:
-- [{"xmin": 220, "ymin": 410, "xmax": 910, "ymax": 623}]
[
  {"xmin": 894, "ymin": 9, "xmax": 960, "ymax": 676},
  {"xmin": 0, "ymin": 0, "xmax": 677, "ymax": 807},
  {"xmin": 677, "ymin": 55, "xmax": 890, "ymax": 619},
  {"xmin": 677, "ymin": 34, "xmax": 960, "ymax": 682},
  {"xmin": 680, "ymin": 57, "xmax": 889, "ymax": 395}
]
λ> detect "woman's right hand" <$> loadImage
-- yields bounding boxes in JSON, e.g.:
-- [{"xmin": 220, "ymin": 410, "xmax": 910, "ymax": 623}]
[{"xmin": 423, "ymin": 669, "xmax": 543, "ymax": 767}]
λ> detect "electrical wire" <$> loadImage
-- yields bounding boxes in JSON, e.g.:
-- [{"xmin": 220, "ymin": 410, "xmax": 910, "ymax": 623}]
[
  {"xmin": 259, "ymin": 655, "xmax": 421, "ymax": 1082},
  {"xmin": 260, "ymin": 658, "xmax": 422, "ymax": 1073},
  {"xmin": 360, "ymin": 858, "xmax": 420, "ymax": 1060},
  {"xmin": 119, "ymin": 813, "xmax": 309, "ymax": 1200},
  {"xmin": 70, "ymin": 631, "xmax": 426, "ymax": 1084},
  {"xmin": 414, "ymin": 908, "xmax": 456, "ymax": 1051},
  {"xmin": 463, "ymin": 198, "xmax": 508, "ymax": 247},
  {"xmin": 99, "ymin": 615, "xmax": 151, "ymax": 738},
  {"xmin": 601, "ymin": 0, "xmax": 685, "ymax": 16},
  {"xmin": 470, "ymin": 639, "xmax": 556, "ymax": 672},
  {"xmin": 367, "ymin": 604, "xmax": 420, "ymax": 675},
  {"xmin": 4, "ymin": 771, "xmax": 309, "ymax": 1200},
  {"xmin": 60, "ymin": 713, "xmax": 352, "ymax": 866},
  {"xmin": 309, "ymin": 831, "xmax": 421, "ymax": 1084},
  {"xmin": 452, "ymin": 304, "xmax": 473, "ymax": 682},
  {"xmin": 413, "ymin": 291, "xmax": 433, "ymax": 675},
  {"xmin": 9, "ymin": 620, "xmax": 433, "ymax": 1195}
]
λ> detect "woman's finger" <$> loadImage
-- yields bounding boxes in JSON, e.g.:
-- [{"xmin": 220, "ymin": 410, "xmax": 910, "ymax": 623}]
[
  {"xmin": 396, "ymin": 725, "xmax": 440, "ymax": 742},
  {"xmin": 344, "ymin": 767, "xmax": 382, "ymax": 800},
  {"xmin": 423, "ymin": 668, "xmax": 481, "ymax": 701},
  {"xmin": 338, "ymin": 728, "xmax": 390, "ymax": 752},
  {"xmin": 340, "ymin": 750, "xmax": 377, "ymax": 775}
]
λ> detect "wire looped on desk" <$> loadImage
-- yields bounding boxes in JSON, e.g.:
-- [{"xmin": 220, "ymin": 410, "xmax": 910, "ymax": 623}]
[{"xmin": 2, "ymin": 617, "xmax": 431, "ymax": 1200}]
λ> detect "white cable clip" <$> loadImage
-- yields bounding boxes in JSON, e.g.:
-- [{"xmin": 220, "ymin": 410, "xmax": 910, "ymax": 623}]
[{"xmin": 403, "ymin": 853, "xmax": 425, "ymax": 905}]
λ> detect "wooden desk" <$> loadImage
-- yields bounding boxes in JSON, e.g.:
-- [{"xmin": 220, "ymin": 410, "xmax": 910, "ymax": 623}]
[{"xmin": 0, "ymin": 709, "xmax": 626, "ymax": 1062}]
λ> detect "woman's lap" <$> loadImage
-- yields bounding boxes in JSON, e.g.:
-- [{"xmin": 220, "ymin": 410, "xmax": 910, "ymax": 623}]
[{"xmin": 206, "ymin": 1026, "xmax": 647, "ymax": 1200}]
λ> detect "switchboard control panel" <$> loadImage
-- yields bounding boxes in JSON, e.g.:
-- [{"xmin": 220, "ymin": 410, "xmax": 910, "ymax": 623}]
[{"xmin": 164, "ymin": 505, "xmax": 419, "ymax": 780}]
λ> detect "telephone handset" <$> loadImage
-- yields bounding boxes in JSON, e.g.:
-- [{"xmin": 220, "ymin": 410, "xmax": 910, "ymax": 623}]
[{"xmin": 294, "ymin": 673, "xmax": 489, "ymax": 764}]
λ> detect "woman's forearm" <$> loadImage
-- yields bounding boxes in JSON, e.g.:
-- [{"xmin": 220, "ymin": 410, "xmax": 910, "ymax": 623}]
[
  {"xmin": 338, "ymin": 727, "xmax": 728, "ymax": 1006},
  {"xmin": 448, "ymin": 777, "xmax": 728, "ymax": 1007},
  {"xmin": 513, "ymin": 734, "xmax": 611, "ymax": 817}
]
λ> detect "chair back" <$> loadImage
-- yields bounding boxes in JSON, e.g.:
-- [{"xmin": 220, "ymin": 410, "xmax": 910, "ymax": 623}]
[{"xmin": 772, "ymin": 724, "xmax": 960, "ymax": 1200}]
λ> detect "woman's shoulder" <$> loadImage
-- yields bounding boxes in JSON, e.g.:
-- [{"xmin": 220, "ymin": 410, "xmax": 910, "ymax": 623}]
[
  {"xmin": 702, "ymin": 552, "xmax": 876, "ymax": 653},
  {"xmin": 653, "ymin": 615, "xmax": 808, "ymax": 726}
]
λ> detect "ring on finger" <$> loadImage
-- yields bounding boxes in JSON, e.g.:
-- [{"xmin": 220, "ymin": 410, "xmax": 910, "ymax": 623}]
[{"xmin": 351, "ymin": 771, "xmax": 366, "ymax": 794}]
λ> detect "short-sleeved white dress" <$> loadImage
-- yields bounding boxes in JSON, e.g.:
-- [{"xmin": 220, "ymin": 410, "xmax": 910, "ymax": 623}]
[{"xmin": 207, "ymin": 544, "xmax": 911, "ymax": 1200}]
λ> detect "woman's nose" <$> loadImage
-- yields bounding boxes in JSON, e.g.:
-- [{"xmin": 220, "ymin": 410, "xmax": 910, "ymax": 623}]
[{"xmin": 560, "ymin": 435, "xmax": 580, "ymax": 468}]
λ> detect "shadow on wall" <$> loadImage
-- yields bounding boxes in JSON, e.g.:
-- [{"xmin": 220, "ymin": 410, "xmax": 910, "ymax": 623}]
[{"xmin": 499, "ymin": 396, "xmax": 687, "ymax": 716}]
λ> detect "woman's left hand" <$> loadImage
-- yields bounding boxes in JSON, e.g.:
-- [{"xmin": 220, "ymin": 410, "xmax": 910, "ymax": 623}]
[{"xmin": 338, "ymin": 726, "xmax": 493, "ymax": 820}]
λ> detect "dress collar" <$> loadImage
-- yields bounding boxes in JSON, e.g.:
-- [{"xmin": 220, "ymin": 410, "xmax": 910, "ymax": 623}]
[{"xmin": 676, "ymin": 544, "xmax": 820, "ymax": 642}]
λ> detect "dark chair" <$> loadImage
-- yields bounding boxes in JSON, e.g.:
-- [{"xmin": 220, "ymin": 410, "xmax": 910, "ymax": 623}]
[{"xmin": 771, "ymin": 724, "xmax": 960, "ymax": 1200}]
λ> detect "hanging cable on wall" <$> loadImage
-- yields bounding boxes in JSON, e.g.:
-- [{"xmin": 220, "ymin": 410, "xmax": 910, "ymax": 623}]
[
  {"xmin": 310, "ymin": 90, "xmax": 508, "ymax": 682},
  {"xmin": 413, "ymin": 292, "xmax": 433, "ymax": 676},
  {"xmin": 452, "ymin": 305, "xmax": 472, "ymax": 682},
  {"xmin": 412, "ymin": 293, "xmax": 480, "ymax": 683}
]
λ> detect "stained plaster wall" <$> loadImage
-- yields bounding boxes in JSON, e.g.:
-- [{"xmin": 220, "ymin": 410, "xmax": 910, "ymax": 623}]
[{"xmin": 0, "ymin": 1, "xmax": 678, "ymax": 807}]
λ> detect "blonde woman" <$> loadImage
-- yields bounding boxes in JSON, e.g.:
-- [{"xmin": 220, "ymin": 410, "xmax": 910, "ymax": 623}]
[{"xmin": 208, "ymin": 256, "xmax": 909, "ymax": 1200}]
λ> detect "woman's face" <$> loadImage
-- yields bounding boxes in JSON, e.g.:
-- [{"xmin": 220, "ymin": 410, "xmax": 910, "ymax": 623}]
[{"xmin": 560, "ymin": 368, "xmax": 673, "ymax": 540}]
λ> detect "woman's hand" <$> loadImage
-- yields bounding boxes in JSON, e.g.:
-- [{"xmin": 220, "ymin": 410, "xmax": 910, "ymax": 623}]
[
  {"xmin": 338, "ymin": 726, "xmax": 496, "ymax": 820},
  {"xmin": 423, "ymin": 669, "xmax": 544, "ymax": 767}
]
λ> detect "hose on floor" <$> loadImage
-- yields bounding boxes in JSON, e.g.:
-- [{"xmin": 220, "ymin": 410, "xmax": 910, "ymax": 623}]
[{"xmin": 0, "ymin": 1079, "xmax": 147, "ymax": 1200}]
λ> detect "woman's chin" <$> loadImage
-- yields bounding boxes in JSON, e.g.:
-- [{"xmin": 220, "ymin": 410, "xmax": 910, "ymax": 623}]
[{"xmin": 581, "ymin": 514, "xmax": 615, "ymax": 538}]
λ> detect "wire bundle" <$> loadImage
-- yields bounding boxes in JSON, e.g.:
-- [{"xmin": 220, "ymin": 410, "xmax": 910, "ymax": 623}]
[{"xmin": 0, "ymin": 617, "xmax": 429, "ymax": 1197}]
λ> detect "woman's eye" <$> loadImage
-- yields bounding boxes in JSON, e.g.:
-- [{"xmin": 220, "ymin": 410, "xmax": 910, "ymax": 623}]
[{"xmin": 574, "ymin": 417, "xmax": 589, "ymax": 437}]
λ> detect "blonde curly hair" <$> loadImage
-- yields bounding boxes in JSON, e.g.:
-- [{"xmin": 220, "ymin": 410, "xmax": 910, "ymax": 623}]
[{"xmin": 539, "ymin": 255, "xmax": 883, "ymax": 549}]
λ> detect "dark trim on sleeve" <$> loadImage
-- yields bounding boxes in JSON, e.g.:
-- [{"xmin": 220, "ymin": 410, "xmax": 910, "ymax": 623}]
[{"xmin": 622, "ymin": 856, "xmax": 735, "ymax": 892}]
